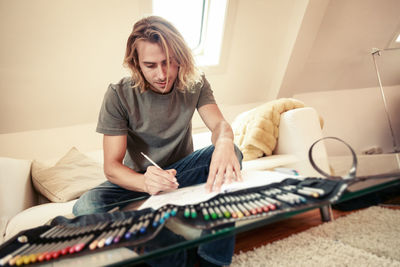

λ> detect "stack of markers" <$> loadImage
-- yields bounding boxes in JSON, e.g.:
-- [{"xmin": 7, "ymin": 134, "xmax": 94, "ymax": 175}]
[
  {"xmin": 280, "ymin": 185, "xmax": 326, "ymax": 199},
  {"xmin": 179, "ymin": 190, "xmax": 283, "ymax": 228},
  {"xmin": 0, "ymin": 234, "xmax": 95, "ymax": 266},
  {"xmin": 0, "ymin": 208, "xmax": 176, "ymax": 266},
  {"xmin": 177, "ymin": 177, "xmax": 338, "ymax": 228},
  {"xmin": 261, "ymin": 187, "xmax": 307, "ymax": 206}
]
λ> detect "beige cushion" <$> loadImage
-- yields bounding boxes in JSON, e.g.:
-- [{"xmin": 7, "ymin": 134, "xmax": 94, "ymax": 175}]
[
  {"xmin": 232, "ymin": 98, "xmax": 305, "ymax": 161},
  {"xmin": 31, "ymin": 147, "xmax": 107, "ymax": 202}
]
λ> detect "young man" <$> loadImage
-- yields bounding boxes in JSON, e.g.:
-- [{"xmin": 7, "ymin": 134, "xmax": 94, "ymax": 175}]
[{"xmin": 73, "ymin": 16, "xmax": 242, "ymax": 266}]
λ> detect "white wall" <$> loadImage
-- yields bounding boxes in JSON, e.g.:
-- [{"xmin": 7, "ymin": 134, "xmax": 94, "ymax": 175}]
[
  {"xmin": 294, "ymin": 85, "xmax": 400, "ymax": 155},
  {"xmin": 0, "ymin": 0, "xmax": 310, "ymax": 135},
  {"xmin": 0, "ymin": 0, "xmax": 153, "ymax": 133}
]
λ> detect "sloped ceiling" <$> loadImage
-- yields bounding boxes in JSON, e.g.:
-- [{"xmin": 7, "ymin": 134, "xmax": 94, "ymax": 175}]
[{"xmin": 279, "ymin": 0, "xmax": 400, "ymax": 97}]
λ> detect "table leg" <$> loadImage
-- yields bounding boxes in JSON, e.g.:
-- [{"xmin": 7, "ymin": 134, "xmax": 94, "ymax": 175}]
[{"xmin": 319, "ymin": 205, "xmax": 332, "ymax": 222}]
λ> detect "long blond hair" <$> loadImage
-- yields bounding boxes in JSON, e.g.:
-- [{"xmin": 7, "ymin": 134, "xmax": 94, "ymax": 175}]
[{"xmin": 123, "ymin": 16, "xmax": 202, "ymax": 92}]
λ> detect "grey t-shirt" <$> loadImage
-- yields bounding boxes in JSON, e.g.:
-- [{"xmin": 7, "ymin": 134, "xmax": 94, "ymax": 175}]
[{"xmin": 96, "ymin": 76, "xmax": 216, "ymax": 172}]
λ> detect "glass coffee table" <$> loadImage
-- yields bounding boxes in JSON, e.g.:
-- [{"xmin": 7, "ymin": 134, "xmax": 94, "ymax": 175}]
[{"xmin": 1, "ymin": 176, "xmax": 399, "ymax": 267}]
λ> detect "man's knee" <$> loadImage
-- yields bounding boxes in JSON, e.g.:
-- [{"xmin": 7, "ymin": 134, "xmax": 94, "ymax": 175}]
[
  {"xmin": 72, "ymin": 199, "xmax": 84, "ymax": 216},
  {"xmin": 72, "ymin": 191, "xmax": 99, "ymax": 216},
  {"xmin": 72, "ymin": 196, "xmax": 90, "ymax": 216}
]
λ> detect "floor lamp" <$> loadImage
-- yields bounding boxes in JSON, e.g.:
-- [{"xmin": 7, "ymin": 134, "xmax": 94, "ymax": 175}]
[{"xmin": 371, "ymin": 47, "xmax": 400, "ymax": 168}]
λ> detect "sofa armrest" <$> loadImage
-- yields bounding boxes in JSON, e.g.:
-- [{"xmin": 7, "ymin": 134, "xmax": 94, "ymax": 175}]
[
  {"xmin": 0, "ymin": 158, "xmax": 37, "ymax": 220},
  {"xmin": 274, "ymin": 107, "xmax": 329, "ymax": 176}
]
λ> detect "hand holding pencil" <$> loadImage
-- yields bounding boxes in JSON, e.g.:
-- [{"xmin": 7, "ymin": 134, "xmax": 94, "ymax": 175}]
[{"xmin": 141, "ymin": 152, "xmax": 179, "ymax": 195}]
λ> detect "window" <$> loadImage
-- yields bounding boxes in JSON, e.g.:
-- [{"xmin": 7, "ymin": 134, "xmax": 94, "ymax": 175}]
[{"xmin": 152, "ymin": 0, "xmax": 228, "ymax": 66}]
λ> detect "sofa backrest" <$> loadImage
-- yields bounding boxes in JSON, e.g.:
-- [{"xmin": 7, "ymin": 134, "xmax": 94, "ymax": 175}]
[
  {"xmin": 0, "ymin": 123, "xmax": 102, "ymax": 160},
  {"xmin": 0, "ymin": 157, "xmax": 36, "ymax": 234}
]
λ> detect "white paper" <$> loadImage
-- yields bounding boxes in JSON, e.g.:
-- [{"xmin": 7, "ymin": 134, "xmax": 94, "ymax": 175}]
[
  {"xmin": 220, "ymin": 169, "xmax": 299, "ymax": 193},
  {"xmin": 138, "ymin": 170, "xmax": 300, "ymax": 210},
  {"xmin": 139, "ymin": 183, "xmax": 219, "ymax": 210}
]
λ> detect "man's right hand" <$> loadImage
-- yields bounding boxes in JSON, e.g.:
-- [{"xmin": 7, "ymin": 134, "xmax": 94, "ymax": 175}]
[{"xmin": 144, "ymin": 166, "xmax": 179, "ymax": 195}]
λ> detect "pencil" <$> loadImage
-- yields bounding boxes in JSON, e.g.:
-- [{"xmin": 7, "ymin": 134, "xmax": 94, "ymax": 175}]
[{"xmin": 141, "ymin": 152, "xmax": 162, "ymax": 169}]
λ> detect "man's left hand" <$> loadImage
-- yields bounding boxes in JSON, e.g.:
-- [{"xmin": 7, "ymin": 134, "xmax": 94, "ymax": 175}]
[{"xmin": 206, "ymin": 138, "xmax": 242, "ymax": 192}]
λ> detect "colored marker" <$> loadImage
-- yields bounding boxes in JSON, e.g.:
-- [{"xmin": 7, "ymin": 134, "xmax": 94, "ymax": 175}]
[
  {"xmin": 97, "ymin": 230, "xmax": 112, "ymax": 248},
  {"xmin": 105, "ymin": 229, "xmax": 119, "ymax": 246},
  {"xmin": 59, "ymin": 239, "xmax": 76, "ymax": 256},
  {"xmin": 208, "ymin": 207, "xmax": 218, "ymax": 220},
  {"xmin": 159, "ymin": 211, "xmax": 167, "ymax": 224},
  {"xmin": 38, "ymin": 243, "xmax": 56, "ymax": 262},
  {"xmin": 164, "ymin": 208, "xmax": 171, "ymax": 220},
  {"xmin": 275, "ymin": 194, "xmax": 294, "ymax": 204},
  {"xmin": 297, "ymin": 188, "xmax": 319, "ymax": 198},
  {"xmin": 231, "ymin": 203, "xmax": 244, "ymax": 218},
  {"xmin": 37, "ymin": 243, "xmax": 56, "ymax": 262},
  {"xmin": 74, "ymin": 234, "xmax": 94, "ymax": 253},
  {"xmin": 202, "ymin": 208, "xmax": 210, "ymax": 221},
  {"xmin": 225, "ymin": 204, "xmax": 237, "ymax": 218},
  {"xmin": 210, "ymin": 201, "xmax": 223, "ymax": 218},
  {"xmin": 60, "ymin": 239, "xmax": 77, "ymax": 256},
  {"xmin": 190, "ymin": 206, "xmax": 197, "ymax": 219},
  {"xmin": 248, "ymin": 199, "xmax": 263, "ymax": 214},
  {"xmin": 288, "ymin": 192, "xmax": 307, "ymax": 203},
  {"xmin": 219, "ymin": 205, "xmax": 231, "ymax": 218},
  {"xmin": 274, "ymin": 167, "xmax": 299, "ymax": 176},
  {"xmin": 254, "ymin": 199, "xmax": 269, "ymax": 212},
  {"xmin": 282, "ymin": 185, "xmax": 297, "ymax": 191},
  {"xmin": 223, "ymin": 196, "xmax": 231, "ymax": 204},
  {"xmin": 259, "ymin": 199, "xmax": 275, "ymax": 210},
  {"xmin": 113, "ymin": 227, "xmax": 126, "ymax": 243},
  {"xmin": 125, "ymin": 222, "xmax": 140, "ymax": 239},
  {"xmin": 171, "ymin": 207, "xmax": 178, "ymax": 216},
  {"xmin": 153, "ymin": 213, "xmax": 161, "ymax": 227},
  {"xmin": 89, "ymin": 232, "xmax": 107, "ymax": 250},
  {"xmin": 237, "ymin": 203, "xmax": 251, "ymax": 217},
  {"xmin": 48, "ymin": 242, "xmax": 67, "ymax": 260},
  {"xmin": 302, "ymin": 186, "xmax": 325, "ymax": 195},
  {"xmin": 140, "ymin": 219, "xmax": 150, "ymax": 234},
  {"xmin": 184, "ymin": 207, "xmax": 190, "ymax": 218},
  {"xmin": 243, "ymin": 202, "xmax": 258, "ymax": 215},
  {"xmin": 134, "ymin": 221, "xmax": 144, "ymax": 234},
  {"xmin": 213, "ymin": 205, "xmax": 224, "ymax": 218}
]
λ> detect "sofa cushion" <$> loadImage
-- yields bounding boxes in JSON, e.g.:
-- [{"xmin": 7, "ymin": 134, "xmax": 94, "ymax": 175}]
[
  {"xmin": 232, "ymin": 98, "xmax": 305, "ymax": 161},
  {"xmin": 4, "ymin": 200, "xmax": 76, "ymax": 242},
  {"xmin": 31, "ymin": 147, "xmax": 107, "ymax": 203},
  {"xmin": 242, "ymin": 154, "xmax": 299, "ymax": 171}
]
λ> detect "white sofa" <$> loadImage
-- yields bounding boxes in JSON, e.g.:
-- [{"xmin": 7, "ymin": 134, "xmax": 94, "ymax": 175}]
[{"xmin": 0, "ymin": 107, "xmax": 329, "ymax": 244}]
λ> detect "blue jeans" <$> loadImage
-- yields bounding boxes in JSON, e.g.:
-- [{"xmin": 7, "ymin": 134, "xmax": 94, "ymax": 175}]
[{"xmin": 73, "ymin": 145, "xmax": 243, "ymax": 266}]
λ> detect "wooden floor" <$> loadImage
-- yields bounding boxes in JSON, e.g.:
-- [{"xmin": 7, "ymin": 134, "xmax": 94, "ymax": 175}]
[{"xmin": 234, "ymin": 201, "xmax": 400, "ymax": 254}]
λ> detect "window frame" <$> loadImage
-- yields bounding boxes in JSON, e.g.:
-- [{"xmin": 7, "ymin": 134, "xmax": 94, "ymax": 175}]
[{"xmin": 152, "ymin": 0, "xmax": 232, "ymax": 68}]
